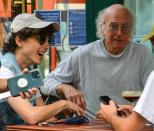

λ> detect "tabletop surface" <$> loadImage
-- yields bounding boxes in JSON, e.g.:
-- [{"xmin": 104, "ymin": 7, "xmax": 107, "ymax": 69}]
[{"xmin": 7, "ymin": 119, "xmax": 153, "ymax": 131}]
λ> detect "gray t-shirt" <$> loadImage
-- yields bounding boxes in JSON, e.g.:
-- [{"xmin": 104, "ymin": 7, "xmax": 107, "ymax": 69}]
[{"xmin": 42, "ymin": 39, "xmax": 154, "ymax": 118}]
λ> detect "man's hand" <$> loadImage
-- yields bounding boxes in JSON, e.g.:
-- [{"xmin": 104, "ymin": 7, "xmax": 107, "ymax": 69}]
[
  {"xmin": 19, "ymin": 88, "xmax": 38, "ymax": 99},
  {"xmin": 64, "ymin": 100, "xmax": 85, "ymax": 116},
  {"xmin": 19, "ymin": 68, "xmax": 37, "ymax": 98},
  {"xmin": 97, "ymin": 100, "xmax": 117, "ymax": 123},
  {"xmin": 118, "ymin": 104, "xmax": 133, "ymax": 116},
  {"xmin": 56, "ymin": 84, "xmax": 86, "ymax": 110}
]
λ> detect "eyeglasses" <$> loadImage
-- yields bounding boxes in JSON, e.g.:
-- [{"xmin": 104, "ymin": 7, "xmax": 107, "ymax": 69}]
[
  {"xmin": 107, "ymin": 23, "xmax": 132, "ymax": 34},
  {"xmin": 36, "ymin": 33, "xmax": 54, "ymax": 45}
]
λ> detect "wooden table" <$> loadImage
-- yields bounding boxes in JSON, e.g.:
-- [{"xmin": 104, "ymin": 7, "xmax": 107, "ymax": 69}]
[{"xmin": 7, "ymin": 119, "xmax": 153, "ymax": 131}]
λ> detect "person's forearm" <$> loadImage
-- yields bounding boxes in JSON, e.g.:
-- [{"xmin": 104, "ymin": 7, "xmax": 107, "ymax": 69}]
[
  {"xmin": 111, "ymin": 115, "xmax": 126, "ymax": 131},
  {"xmin": 0, "ymin": 79, "xmax": 8, "ymax": 92},
  {"xmin": 110, "ymin": 112, "xmax": 146, "ymax": 131},
  {"xmin": 9, "ymin": 98, "xmax": 68, "ymax": 125},
  {"xmin": 24, "ymin": 100, "xmax": 68, "ymax": 124}
]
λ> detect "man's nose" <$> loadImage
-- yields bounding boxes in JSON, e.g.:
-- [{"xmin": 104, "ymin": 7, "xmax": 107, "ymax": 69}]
[{"xmin": 116, "ymin": 27, "xmax": 123, "ymax": 35}]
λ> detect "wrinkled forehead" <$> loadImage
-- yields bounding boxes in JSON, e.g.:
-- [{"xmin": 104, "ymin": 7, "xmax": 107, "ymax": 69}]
[{"xmin": 104, "ymin": 7, "xmax": 133, "ymax": 25}]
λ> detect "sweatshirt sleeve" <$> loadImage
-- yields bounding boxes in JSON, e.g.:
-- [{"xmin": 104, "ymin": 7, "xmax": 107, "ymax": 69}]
[
  {"xmin": 42, "ymin": 74, "xmax": 62, "ymax": 97},
  {"xmin": 41, "ymin": 55, "xmax": 74, "ymax": 97}
]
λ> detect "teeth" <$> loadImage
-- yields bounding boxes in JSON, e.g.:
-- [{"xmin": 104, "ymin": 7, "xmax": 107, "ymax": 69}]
[
  {"xmin": 37, "ymin": 50, "xmax": 47, "ymax": 56},
  {"xmin": 38, "ymin": 51, "xmax": 45, "ymax": 55},
  {"xmin": 37, "ymin": 52, "xmax": 44, "ymax": 56}
]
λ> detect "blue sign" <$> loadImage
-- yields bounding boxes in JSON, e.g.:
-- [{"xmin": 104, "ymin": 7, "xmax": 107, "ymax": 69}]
[
  {"xmin": 35, "ymin": 10, "xmax": 61, "ymax": 46},
  {"xmin": 68, "ymin": 10, "xmax": 87, "ymax": 46}
]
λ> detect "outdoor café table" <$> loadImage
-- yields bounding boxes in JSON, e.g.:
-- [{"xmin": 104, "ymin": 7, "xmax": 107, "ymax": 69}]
[{"xmin": 7, "ymin": 119, "xmax": 153, "ymax": 131}]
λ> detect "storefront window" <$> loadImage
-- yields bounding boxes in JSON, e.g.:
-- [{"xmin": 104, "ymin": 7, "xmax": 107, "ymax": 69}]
[{"xmin": 124, "ymin": 0, "xmax": 154, "ymax": 51}]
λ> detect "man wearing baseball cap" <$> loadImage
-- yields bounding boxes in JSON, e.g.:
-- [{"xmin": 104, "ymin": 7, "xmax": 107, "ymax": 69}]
[
  {"xmin": 11, "ymin": 13, "xmax": 59, "ymax": 33},
  {"xmin": 0, "ymin": 13, "xmax": 84, "ymax": 125},
  {"xmin": 0, "ymin": 13, "xmax": 59, "ymax": 94}
]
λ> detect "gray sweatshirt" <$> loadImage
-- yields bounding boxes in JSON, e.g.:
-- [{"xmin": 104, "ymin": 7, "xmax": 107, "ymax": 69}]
[{"xmin": 42, "ymin": 39, "xmax": 154, "ymax": 118}]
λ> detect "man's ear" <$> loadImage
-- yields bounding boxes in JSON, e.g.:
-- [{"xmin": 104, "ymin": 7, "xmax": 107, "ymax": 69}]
[
  {"xmin": 101, "ymin": 24, "xmax": 105, "ymax": 37},
  {"xmin": 15, "ymin": 36, "xmax": 23, "ymax": 47}
]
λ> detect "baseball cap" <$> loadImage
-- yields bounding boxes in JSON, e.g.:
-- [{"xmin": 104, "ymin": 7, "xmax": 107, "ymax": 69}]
[
  {"xmin": 143, "ymin": 26, "xmax": 154, "ymax": 41},
  {"xmin": 11, "ymin": 13, "xmax": 60, "ymax": 33}
]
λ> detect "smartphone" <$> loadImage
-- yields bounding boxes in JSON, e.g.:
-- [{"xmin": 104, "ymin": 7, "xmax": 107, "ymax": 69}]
[
  {"xmin": 7, "ymin": 69, "xmax": 43, "ymax": 97},
  {"xmin": 99, "ymin": 95, "xmax": 112, "ymax": 105},
  {"xmin": 99, "ymin": 95, "xmax": 126, "ymax": 117}
]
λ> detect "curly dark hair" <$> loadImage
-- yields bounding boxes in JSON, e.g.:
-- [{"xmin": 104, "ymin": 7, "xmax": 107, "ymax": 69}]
[{"xmin": 3, "ymin": 25, "xmax": 55, "ymax": 54}]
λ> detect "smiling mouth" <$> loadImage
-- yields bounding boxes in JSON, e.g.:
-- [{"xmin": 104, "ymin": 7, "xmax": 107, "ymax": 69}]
[
  {"xmin": 114, "ymin": 39, "xmax": 123, "ymax": 42},
  {"xmin": 37, "ymin": 51, "xmax": 45, "ymax": 56}
]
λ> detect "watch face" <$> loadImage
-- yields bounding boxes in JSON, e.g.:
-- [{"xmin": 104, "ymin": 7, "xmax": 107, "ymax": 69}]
[{"xmin": 17, "ymin": 78, "xmax": 28, "ymax": 88}]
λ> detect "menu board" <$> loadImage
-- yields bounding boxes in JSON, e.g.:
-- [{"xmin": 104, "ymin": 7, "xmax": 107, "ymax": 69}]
[
  {"xmin": 35, "ymin": 10, "xmax": 87, "ymax": 46},
  {"xmin": 68, "ymin": 10, "xmax": 86, "ymax": 46}
]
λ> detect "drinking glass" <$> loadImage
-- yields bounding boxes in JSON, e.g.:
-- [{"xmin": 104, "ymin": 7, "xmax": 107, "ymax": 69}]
[{"xmin": 121, "ymin": 91, "xmax": 142, "ymax": 103}]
